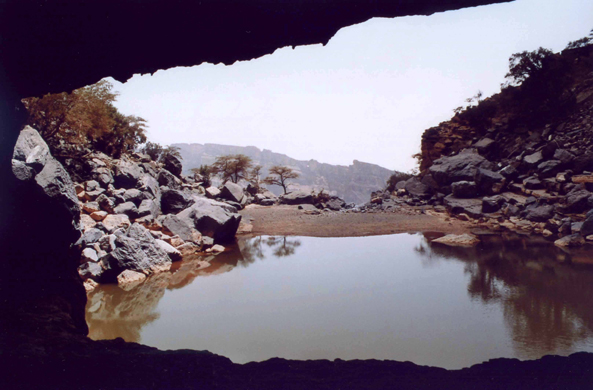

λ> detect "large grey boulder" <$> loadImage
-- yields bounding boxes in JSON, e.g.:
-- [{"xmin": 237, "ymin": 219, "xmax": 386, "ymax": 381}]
[
  {"xmin": 451, "ymin": 181, "xmax": 478, "ymax": 198},
  {"xmin": 220, "ymin": 181, "xmax": 244, "ymax": 203},
  {"xmin": 524, "ymin": 205, "xmax": 555, "ymax": 222},
  {"xmin": 580, "ymin": 210, "xmax": 593, "ymax": 237},
  {"xmin": 105, "ymin": 223, "xmax": 173, "ymax": 278},
  {"xmin": 113, "ymin": 157, "xmax": 143, "ymax": 189},
  {"xmin": 113, "ymin": 201, "xmax": 139, "ymax": 218},
  {"xmin": 157, "ymin": 169, "xmax": 182, "ymax": 189},
  {"xmin": 139, "ymin": 174, "xmax": 161, "ymax": 200},
  {"xmin": 12, "ymin": 127, "xmax": 80, "ymax": 232},
  {"xmin": 177, "ymin": 198, "xmax": 241, "ymax": 243},
  {"xmin": 161, "ymin": 188, "xmax": 195, "ymax": 214},
  {"xmin": 162, "ymin": 214, "xmax": 195, "ymax": 242},
  {"xmin": 523, "ymin": 151, "xmax": 544, "ymax": 168},
  {"xmin": 162, "ymin": 153, "xmax": 183, "ymax": 177},
  {"xmin": 155, "ymin": 239, "xmax": 182, "ymax": 262},
  {"xmin": 123, "ymin": 188, "xmax": 145, "ymax": 205},
  {"xmin": 474, "ymin": 168, "xmax": 505, "ymax": 195},
  {"xmin": 279, "ymin": 191, "xmax": 314, "ymax": 205},
  {"xmin": 429, "ymin": 149, "xmax": 493, "ymax": 186},
  {"xmin": 205, "ymin": 186, "xmax": 221, "ymax": 199},
  {"xmin": 563, "ymin": 190, "xmax": 591, "ymax": 213},
  {"xmin": 443, "ymin": 195, "xmax": 483, "ymax": 219},
  {"xmin": 403, "ymin": 177, "xmax": 432, "ymax": 199},
  {"xmin": 137, "ymin": 199, "xmax": 160, "ymax": 218}
]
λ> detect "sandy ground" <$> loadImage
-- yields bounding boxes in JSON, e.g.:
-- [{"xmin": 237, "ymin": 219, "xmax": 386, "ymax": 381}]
[{"xmin": 239, "ymin": 204, "xmax": 473, "ymax": 238}]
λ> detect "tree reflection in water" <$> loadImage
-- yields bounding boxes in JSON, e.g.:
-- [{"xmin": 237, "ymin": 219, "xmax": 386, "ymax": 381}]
[
  {"xmin": 86, "ymin": 236, "xmax": 302, "ymax": 343},
  {"xmin": 416, "ymin": 233, "xmax": 593, "ymax": 359}
]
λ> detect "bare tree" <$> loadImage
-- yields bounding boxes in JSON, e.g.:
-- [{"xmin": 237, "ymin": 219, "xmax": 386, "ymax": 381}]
[{"xmin": 263, "ymin": 165, "xmax": 299, "ymax": 194}]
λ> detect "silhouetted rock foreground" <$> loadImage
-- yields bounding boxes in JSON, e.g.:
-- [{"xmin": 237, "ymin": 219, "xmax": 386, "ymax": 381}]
[{"xmin": 1, "ymin": 331, "xmax": 592, "ymax": 390}]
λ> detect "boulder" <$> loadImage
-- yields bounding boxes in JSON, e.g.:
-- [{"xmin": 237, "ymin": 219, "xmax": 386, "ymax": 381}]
[
  {"xmin": 85, "ymin": 180, "xmax": 101, "ymax": 192},
  {"xmin": 82, "ymin": 201, "xmax": 101, "ymax": 214},
  {"xmin": 404, "ymin": 177, "xmax": 432, "ymax": 199},
  {"xmin": 499, "ymin": 165, "xmax": 519, "ymax": 180},
  {"xmin": 81, "ymin": 228, "xmax": 104, "ymax": 246},
  {"xmin": 113, "ymin": 201, "xmax": 139, "ymax": 218},
  {"xmin": 161, "ymin": 188, "xmax": 195, "ymax": 214},
  {"xmin": 106, "ymin": 224, "xmax": 172, "ymax": 277},
  {"xmin": 139, "ymin": 174, "xmax": 161, "ymax": 200},
  {"xmin": 113, "ymin": 157, "xmax": 143, "ymax": 189},
  {"xmin": 524, "ymin": 205, "xmax": 555, "ymax": 222},
  {"xmin": 137, "ymin": 199, "xmax": 159, "ymax": 218},
  {"xmin": 93, "ymin": 167, "xmax": 114, "ymax": 186},
  {"xmin": 563, "ymin": 190, "xmax": 591, "ymax": 213},
  {"xmin": 443, "ymin": 195, "xmax": 483, "ymax": 219},
  {"xmin": 157, "ymin": 169, "xmax": 182, "ymax": 189},
  {"xmin": 161, "ymin": 215, "xmax": 196, "ymax": 242},
  {"xmin": 279, "ymin": 191, "xmax": 314, "ymax": 205},
  {"xmin": 429, "ymin": 149, "xmax": 493, "ymax": 186},
  {"xmin": 298, "ymin": 204, "xmax": 319, "ymax": 212},
  {"xmin": 220, "ymin": 181, "xmax": 244, "ymax": 203},
  {"xmin": 537, "ymin": 160, "xmax": 562, "ymax": 178},
  {"xmin": 78, "ymin": 261, "xmax": 104, "ymax": 282},
  {"xmin": 260, "ymin": 199, "xmax": 276, "ymax": 206},
  {"xmin": 155, "ymin": 239, "xmax": 183, "ymax": 262},
  {"xmin": 90, "ymin": 210, "xmax": 108, "ymax": 221},
  {"xmin": 553, "ymin": 149, "xmax": 576, "ymax": 165},
  {"xmin": 96, "ymin": 193, "xmax": 116, "ymax": 213},
  {"xmin": 176, "ymin": 242, "xmax": 201, "ymax": 255},
  {"xmin": 85, "ymin": 188, "xmax": 106, "ymax": 200},
  {"xmin": 523, "ymin": 176, "xmax": 543, "ymax": 190},
  {"xmin": 162, "ymin": 153, "xmax": 183, "ymax": 177},
  {"xmin": 580, "ymin": 210, "xmax": 593, "ymax": 237},
  {"xmin": 81, "ymin": 214, "xmax": 97, "ymax": 231},
  {"xmin": 474, "ymin": 168, "xmax": 505, "ymax": 195},
  {"xmin": 482, "ymin": 195, "xmax": 506, "ymax": 213},
  {"xmin": 12, "ymin": 126, "xmax": 51, "ymax": 172},
  {"xmin": 451, "ymin": 181, "xmax": 478, "ymax": 198},
  {"xmin": 177, "ymin": 198, "xmax": 241, "ymax": 243},
  {"xmin": 123, "ymin": 188, "xmax": 145, "ymax": 205},
  {"xmin": 554, "ymin": 234, "xmax": 585, "ymax": 248},
  {"xmin": 325, "ymin": 197, "xmax": 346, "ymax": 211},
  {"xmin": 205, "ymin": 186, "xmax": 221, "ymax": 199},
  {"xmin": 432, "ymin": 234, "xmax": 480, "ymax": 247},
  {"xmin": 81, "ymin": 247, "xmax": 99, "ymax": 262},
  {"xmin": 102, "ymin": 214, "xmax": 131, "ymax": 233},
  {"xmin": 474, "ymin": 138, "xmax": 495, "ymax": 154},
  {"xmin": 523, "ymin": 151, "xmax": 544, "ymax": 167}
]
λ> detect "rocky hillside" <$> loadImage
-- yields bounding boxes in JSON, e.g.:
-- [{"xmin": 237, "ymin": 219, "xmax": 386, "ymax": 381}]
[
  {"xmin": 381, "ymin": 44, "xmax": 593, "ymax": 247},
  {"xmin": 173, "ymin": 143, "xmax": 393, "ymax": 204}
]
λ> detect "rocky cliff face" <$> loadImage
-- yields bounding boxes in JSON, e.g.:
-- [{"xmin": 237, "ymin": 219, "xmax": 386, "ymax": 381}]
[
  {"xmin": 174, "ymin": 143, "xmax": 393, "ymax": 204},
  {"xmin": 389, "ymin": 45, "xmax": 593, "ymax": 245}
]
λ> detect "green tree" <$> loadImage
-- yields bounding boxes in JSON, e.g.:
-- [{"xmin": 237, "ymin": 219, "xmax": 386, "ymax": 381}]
[
  {"xmin": 212, "ymin": 154, "xmax": 253, "ymax": 183},
  {"xmin": 22, "ymin": 79, "xmax": 147, "ymax": 158},
  {"xmin": 503, "ymin": 47, "xmax": 554, "ymax": 87},
  {"xmin": 263, "ymin": 165, "xmax": 299, "ymax": 194},
  {"xmin": 249, "ymin": 164, "xmax": 263, "ymax": 191}
]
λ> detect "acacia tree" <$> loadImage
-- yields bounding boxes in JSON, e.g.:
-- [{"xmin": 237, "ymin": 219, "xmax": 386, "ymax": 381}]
[
  {"xmin": 22, "ymin": 79, "xmax": 147, "ymax": 158},
  {"xmin": 503, "ymin": 47, "xmax": 554, "ymax": 87},
  {"xmin": 212, "ymin": 154, "xmax": 253, "ymax": 183},
  {"xmin": 263, "ymin": 165, "xmax": 299, "ymax": 194}
]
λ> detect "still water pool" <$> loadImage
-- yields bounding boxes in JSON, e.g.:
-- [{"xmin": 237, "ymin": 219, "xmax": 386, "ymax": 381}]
[{"xmin": 86, "ymin": 233, "xmax": 593, "ymax": 369}]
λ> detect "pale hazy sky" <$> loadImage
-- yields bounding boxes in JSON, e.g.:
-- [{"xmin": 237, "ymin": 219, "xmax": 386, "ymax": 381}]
[{"xmin": 110, "ymin": 0, "xmax": 593, "ymax": 172}]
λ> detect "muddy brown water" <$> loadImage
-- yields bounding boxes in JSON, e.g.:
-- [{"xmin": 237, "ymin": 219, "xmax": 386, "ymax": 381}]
[{"xmin": 86, "ymin": 233, "xmax": 593, "ymax": 369}]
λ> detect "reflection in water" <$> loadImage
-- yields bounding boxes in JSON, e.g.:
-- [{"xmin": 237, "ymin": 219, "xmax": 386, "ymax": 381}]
[
  {"xmin": 86, "ymin": 234, "xmax": 593, "ymax": 367},
  {"xmin": 416, "ymin": 233, "xmax": 593, "ymax": 359},
  {"xmin": 86, "ymin": 236, "xmax": 301, "ymax": 342}
]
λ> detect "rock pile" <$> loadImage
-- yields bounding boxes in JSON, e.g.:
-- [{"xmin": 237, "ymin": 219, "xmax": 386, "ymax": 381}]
[
  {"xmin": 383, "ymin": 45, "xmax": 593, "ymax": 247},
  {"xmin": 13, "ymin": 129, "xmax": 257, "ymax": 288}
]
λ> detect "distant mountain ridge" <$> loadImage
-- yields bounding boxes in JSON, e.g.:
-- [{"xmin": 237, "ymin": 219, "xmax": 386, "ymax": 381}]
[{"xmin": 172, "ymin": 143, "xmax": 394, "ymax": 204}]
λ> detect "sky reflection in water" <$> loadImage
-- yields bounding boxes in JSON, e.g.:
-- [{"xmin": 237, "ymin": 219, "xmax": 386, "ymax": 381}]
[{"xmin": 86, "ymin": 233, "xmax": 593, "ymax": 368}]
